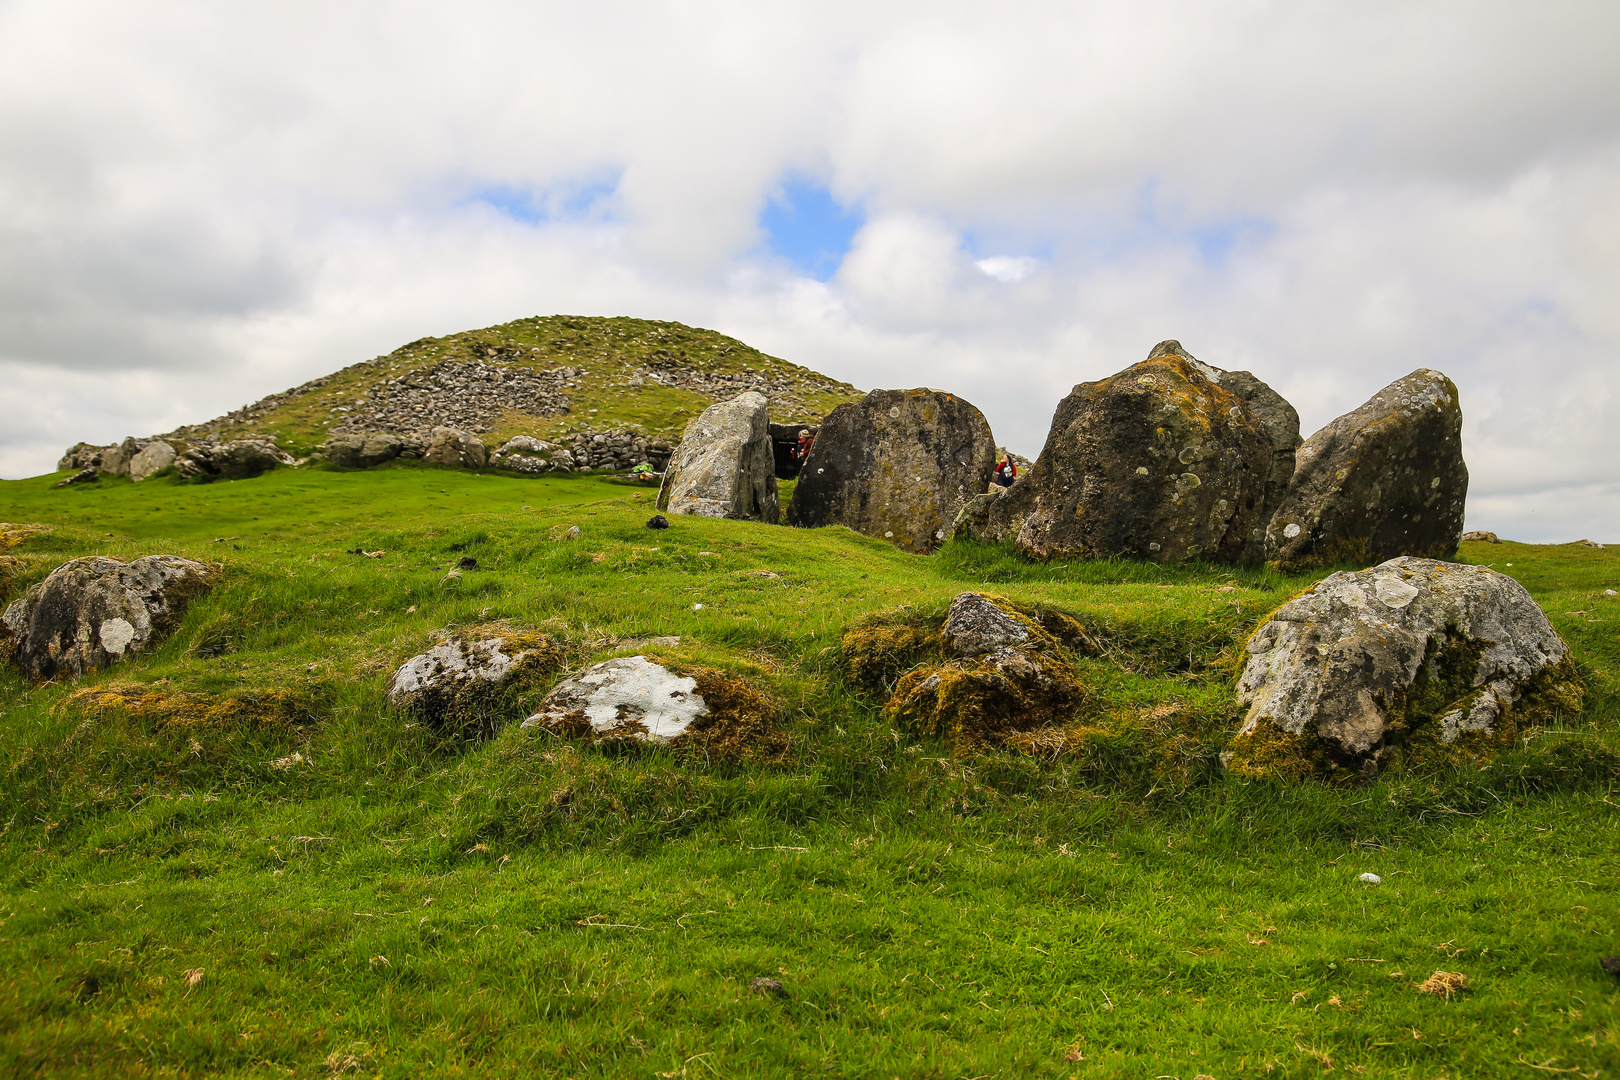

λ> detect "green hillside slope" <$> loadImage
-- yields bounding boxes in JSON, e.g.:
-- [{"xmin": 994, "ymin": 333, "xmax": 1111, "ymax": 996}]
[{"xmin": 1, "ymin": 469, "xmax": 1619, "ymax": 1076}]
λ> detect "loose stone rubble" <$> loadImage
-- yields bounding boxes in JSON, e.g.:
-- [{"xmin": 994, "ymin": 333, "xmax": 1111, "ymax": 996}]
[
  {"xmin": 1, "ymin": 555, "xmax": 215, "ymax": 681},
  {"xmin": 1225, "ymin": 557, "xmax": 1581, "ymax": 780}
]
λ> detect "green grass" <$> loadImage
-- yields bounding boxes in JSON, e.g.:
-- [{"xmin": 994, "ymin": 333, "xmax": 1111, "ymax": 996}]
[{"xmin": 2, "ymin": 464, "xmax": 1619, "ymax": 1077}]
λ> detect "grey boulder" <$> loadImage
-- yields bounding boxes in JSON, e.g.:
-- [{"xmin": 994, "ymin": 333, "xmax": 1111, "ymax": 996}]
[
  {"xmin": 491, "ymin": 435, "xmax": 575, "ymax": 474},
  {"xmin": 176, "ymin": 439, "xmax": 295, "ymax": 481},
  {"xmin": 787, "ymin": 388, "xmax": 996, "ymax": 553},
  {"xmin": 424, "ymin": 427, "xmax": 488, "ymax": 468},
  {"xmin": 0, "ymin": 555, "xmax": 215, "ymax": 681},
  {"xmin": 974, "ymin": 344, "xmax": 1274, "ymax": 564},
  {"xmin": 1227, "ymin": 556, "xmax": 1581, "ymax": 779},
  {"xmin": 1267, "ymin": 369, "xmax": 1467, "ymax": 571},
  {"xmin": 325, "ymin": 432, "xmax": 412, "ymax": 469},
  {"xmin": 128, "ymin": 440, "xmax": 177, "ymax": 481},
  {"xmin": 660, "ymin": 391, "xmax": 777, "ymax": 520},
  {"xmin": 388, "ymin": 632, "xmax": 561, "ymax": 737}
]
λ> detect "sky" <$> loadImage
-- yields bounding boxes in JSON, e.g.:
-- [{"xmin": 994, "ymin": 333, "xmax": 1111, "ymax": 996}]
[{"xmin": 3, "ymin": 1, "xmax": 1618, "ymax": 541}]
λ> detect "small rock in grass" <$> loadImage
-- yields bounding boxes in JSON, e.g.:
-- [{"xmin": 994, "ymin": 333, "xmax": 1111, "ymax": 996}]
[
  {"xmin": 1606, "ymin": 589, "xmax": 1617, "ymax": 597},
  {"xmin": 55, "ymin": 467, "xmax": 100, "ymax": 487},
  {"xmin": 748, "ymin": 976, "xmax": 788, "ymax": 998},
  {"xmin": 647, "ymin": 515, "xmax": 669, "ymax": 530},
  {"xmin": 1358, "ymin": 872, "xmax": 1381, "ymax": 884},
  {"xmin": 1600, "ymin": 956, "xmax": 1620, "ymax": 977},
  {"xmin": 562, "ymin": 526, "xmax": 581, "ymax": 540}
]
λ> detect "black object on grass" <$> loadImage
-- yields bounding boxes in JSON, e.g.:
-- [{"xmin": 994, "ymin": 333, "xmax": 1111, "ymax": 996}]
[
  {"xmin": 458, "ymin": 556, "xmax": 478, "ymax": 570},
  {"xmin": 646, "ymin": 515, "xmax": 669, "ymax": 530}
]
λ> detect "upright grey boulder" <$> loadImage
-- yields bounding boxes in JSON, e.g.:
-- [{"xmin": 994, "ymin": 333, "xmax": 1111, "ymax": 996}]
[
  {"xmin": 128, "ymin": 440, "xmax": 176, "ymax": 481},
  {"xmin": 0, "ymin": 555, "xmax": 214, "ymax": 681},
  {"xmin": 976, "ymin": 344, "xmax": 1273, "ymax": 564},
  {"xmin": 1226, "ymin": 557, "xmax": 1581, "ymax": 779},
  {"xmin": 424, "ymin": 427, "xmax": 488, "ymax": 468},
  {"xmin": 1267, "ymin": 369, "xmax": 1466, "ymax": 571},
  {"xmin": 660, "ymin": 391, "xmax": 777, "ymax": 521},
  {"xmin": 787, "ymin": 389, "xmax": 995, "ymax": 554}
]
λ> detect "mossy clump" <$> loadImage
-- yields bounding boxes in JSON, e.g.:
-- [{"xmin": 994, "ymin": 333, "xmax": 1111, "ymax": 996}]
[
  {"xmin": 885, "ymin": 648, "xmax": 1087, "ymax": 755},
  {"xmin": 841, "ymin": 623, "xmax": 941, "ymax": 692},
  {"xmin": 62, "ymin": 683, "xmax": 326, "ymax": 734},
  {"xmin": 668, "ymin": 663, "xmax": 789, "ymax": 764}
]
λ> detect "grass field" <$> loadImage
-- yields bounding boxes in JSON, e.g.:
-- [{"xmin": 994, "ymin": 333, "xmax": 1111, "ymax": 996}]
[{"xmin": 1, "ymin": 462, "xmax": 1618, "ymax": 1078}]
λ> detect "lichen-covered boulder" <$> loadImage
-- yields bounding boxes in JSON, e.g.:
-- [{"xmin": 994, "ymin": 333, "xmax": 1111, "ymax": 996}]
[
  {"xmin": 57, "ymin": 443, "xmax": 106, "ymax": 473},
  {"xmin": 491, "ymin": 436, "xmax": 575, "ymax": 474},
  {"xmin": 423, "ymin": 427, "xmax": 489, "ymax": 469},
  {"xmin": 388, "ymin": 631, "xmax": 562, "ymax": 739},
  {"xmin": 0, "ymin": 555, "xmax": 215, "ymax": 681},
  {"xmin": 978, "ymin": 346, "xmax": 1274, "ymax": 564},
  {"xmin": 325, "ymin": 432, "xmax": 411, "ymax": 469},
  {"xmin": 659, "ymin": 391, "xmax": 777, "ymax": 520},
  {"xmin": 1266, "ymin": 369, "xmax": 1467, "ymax": 571},
  {"xmin": 1225, "ymin": 557, "xmax": 1581, "ymax": 781},
  {"xmin": 787, "ymin": 389, "xmax": 995, "ymax": 554},
  {"xmin": 522, "ymin": 655, "xmax": 782, "ymax": 758},
  {"xmin": 176, "ymin": 439, "xmax": 295, "ymax": 481},
  {"xmin": 128, "ymin": 440, "xmax": 176, "ymax": 481}
]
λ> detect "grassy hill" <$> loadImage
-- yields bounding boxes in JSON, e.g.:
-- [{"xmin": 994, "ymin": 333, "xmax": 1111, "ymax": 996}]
[
  {"xmin": 168, "ymin": 315, "xmax": 862, "ymax": 456},
  {"xmin": 2, "ymin": 461, "xmax": 1619, "ymax": 1077}
]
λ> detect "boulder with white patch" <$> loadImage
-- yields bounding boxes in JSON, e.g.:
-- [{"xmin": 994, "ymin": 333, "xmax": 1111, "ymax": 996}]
[
  {"xmin": 1266, "ymin": 369, "xmax": 1467, "ymax": 571},
  {"xmin": 388, "ymin": 631, "xmax": 562, "ymax": 738},
  {"xmin": 491, "ymin": 435, "xmax": 575, "ymax": 475},
  {"xmin": 523, "ymin": 655, "xmax": 783, "ymax": 756},
  {"xmin": 0, "ymin": 555, "xmax": 215, "ymax": 681},
  {"xmin": 1225, "ymin": 556, "xmax": 1582, "ymax": 780},
  {"xmin": 659, "ymin": 391, "xmax": 777, "ymax": 520}
]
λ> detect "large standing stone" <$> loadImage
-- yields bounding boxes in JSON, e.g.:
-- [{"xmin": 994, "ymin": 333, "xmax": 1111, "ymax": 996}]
[
  {"xmin": 659, "ymin": 391, "xmax": 777, "ymax": 520},
  {"xmin": 1267, "ymin": 369, "xmax": 1467, "ymax": 571},
  {"xmin": 976, "ymin": 347, "xmax": 1274, "ymax": 563},
  {"xmin": 0, "ymin": 555, "xmax": 215, "ymax": 681},
  {"xmin": 787, "ymin": 389, "xmax": 995, "ymax": 554},
  {"xmin": 1226, "ymin": 557, "xmax": 1581, "ymax": 780},
  {"xmin": 128, "ymin": 440, "xmax": 177, "ymax": 481},
  {"xmin": 176, "ymin": 439, "xmax": 295, "ymax": 481},
  {"xmin": 423, "ymin": 427, "xmax": 489, "ymax": 469}
]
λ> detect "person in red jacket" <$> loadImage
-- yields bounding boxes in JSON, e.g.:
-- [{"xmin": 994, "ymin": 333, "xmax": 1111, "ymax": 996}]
[{"xmin": 994, "ymin": 457, "xmax": 1017, "ymax": 488}]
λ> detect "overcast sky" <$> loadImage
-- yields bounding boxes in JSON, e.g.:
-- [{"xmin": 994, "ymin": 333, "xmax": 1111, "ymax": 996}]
[{"xmin": 3, "ymin": 1, "xmax": 1618, "ymax": 540}]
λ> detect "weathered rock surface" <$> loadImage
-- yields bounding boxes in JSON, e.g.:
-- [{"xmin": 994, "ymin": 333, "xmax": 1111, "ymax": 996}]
[
  {"xmin": 55, "ymin": 467, "xmax": 99, "ymax": 488},
  {"xmin": 973, "ymin": 348, "xmax": 1274, "ymax": 564},
  {"xmin": 660, "ymin": 391, "xmax": 777, "ymax": 520},
  {"xmin": 1267, "ymin": 369, "xmax": 1467, "ymax": 570},
  {"xmin": 787, "ymin": 389, "xmax": 996, "ymax": 554},
  {"xmin": 490, "ymin": 436, "xmax": 575, "ymax": 474},
  {"xmin": 1461, "ymin": 530, "xmax": 1501, "ymax": 544},
  {"xmin": 388, "ymin": 631, "xmax": 562, "ymax": 738},
  {"xmin": 942, "ymin": 591, "xmax": 1030, "ymax": 656},
  {"xmin": 0, "ymin": 555, "xmax": 214, "ymax": 681},
  {"xmin": 423, "ymin": 427, "xmax": 489, "ymax": 469},
  {"xmin": 523, "ymin": 656, "xmax": 709, "ymax": 742},
  {"xmin": 523, "ymin": 655, "xmax": 782, "ymax": 756},
  {"xmin": 128, "ymin": 440, "xmax": 176, "ymax": 481},
  {"xmin": 324, "ymin": 432, "xmax": 417, "ymax": 469},
  {"xmin": 176, "ymin": 439, "xmax": 295, "ymax": 481},
  {"xmin": 1226, "ymin": 557, "xmax": 1581, "ymax": 779}
]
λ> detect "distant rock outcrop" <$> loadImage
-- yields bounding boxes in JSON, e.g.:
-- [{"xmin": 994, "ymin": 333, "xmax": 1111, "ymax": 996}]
[
  {"xmin": 490, "ymin": 436, "xmax": 575, "ymax": 474},
  {"xmin": 1266, "ymin": 369, "xmax": 1466, "ymax": 571},
  {"xmin": 660, "ymin": 391, "xmax": 777, "ymax": 520},
  {"xmin": 176, "ymin": 439, "xmax": 295, "ymax": 481},
  {"xmin": 1, "ymin": 555, "xmax": 214, "ymax": 681},
  {"xmin": 128, "ymin": 440, "xmax": 176, "ymax": 481},
  {"xmin": 972, "ymin": 346, "xmax": 1274, "ymax": 564},
  {"xmin": 324, "ymin": 432, "xmax": 416, "ymax": 469},
  {"xmin": 1225, "ymin": 557, "xmax": 1580, "ymax": 780},
  {"xmin": 787, "ymin": 389, "xmax": 996, "ymax": 554},
  {"xmin": 423, "ymin": 427, "xmax": 488, "ymax": 469}
]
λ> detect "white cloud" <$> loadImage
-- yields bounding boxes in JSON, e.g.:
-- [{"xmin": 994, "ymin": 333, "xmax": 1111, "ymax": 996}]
[{"xmin": 2, "ymin": 1, "xmax": 1619, "ymax": 540}]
